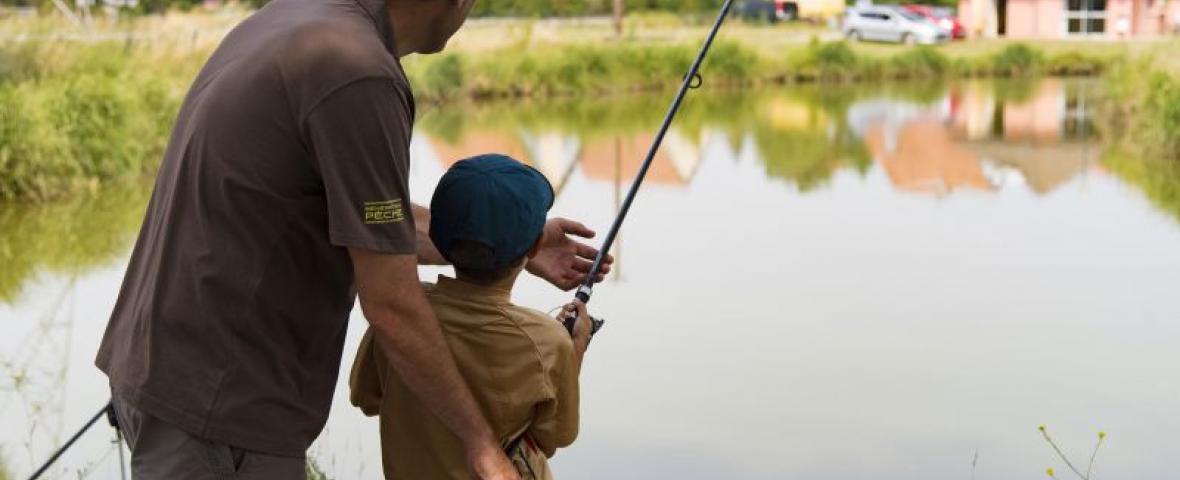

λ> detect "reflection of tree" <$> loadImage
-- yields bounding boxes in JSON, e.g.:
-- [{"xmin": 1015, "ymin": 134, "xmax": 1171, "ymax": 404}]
[
  {"xmin": 755, "ymin": 125, "xmax": 870, "ymax": 192},
  {"xmin": 418, "ymin": 86, "xmax": 887, "ymax": 192},
  {"xmin": 1103, "ymin": 147, "xmax": 1180, "ymax": 223},
  {"xmin": 0, "ymin": 180, "xmax": 150, "ymax": 303}
]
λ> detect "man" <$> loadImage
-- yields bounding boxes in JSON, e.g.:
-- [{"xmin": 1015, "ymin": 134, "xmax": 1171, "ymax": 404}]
[{"xmin": 94, "ymin": 0, "xmax": 611, "ymax": 477}]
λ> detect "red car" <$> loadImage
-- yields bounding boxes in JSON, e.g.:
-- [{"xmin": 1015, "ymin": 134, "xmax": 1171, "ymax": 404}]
[{"xmin": 904, "ymin": 5, "xmax": 965, "ymax": 39}]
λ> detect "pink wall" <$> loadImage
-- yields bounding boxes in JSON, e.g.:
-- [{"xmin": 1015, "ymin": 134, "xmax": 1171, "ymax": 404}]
[
  {"xmin": 960, "ymin": 0, "xmax": 1180, "ymax": 38},
  {"xmin": 1004, "ymin": 0, "xmax": 1064, "ymax": 38}
]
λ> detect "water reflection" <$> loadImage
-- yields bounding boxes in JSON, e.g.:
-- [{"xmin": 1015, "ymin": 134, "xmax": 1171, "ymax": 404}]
[
  {"xmin": 4, "ymin": 79, "xmax": 1180, "ymax": 479},
  {"xmin": 0, "ymin": 182, "xmax": 149, "ymax": 303},
  {"xmin": 417, "ymin": 79, "xmax": 1110, "ymax": 203}
]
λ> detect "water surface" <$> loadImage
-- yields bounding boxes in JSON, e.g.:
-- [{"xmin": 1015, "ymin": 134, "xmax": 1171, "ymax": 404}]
[{"xmin": 3, "ymin": 78, "xmax": 1179, "ymax": 479}]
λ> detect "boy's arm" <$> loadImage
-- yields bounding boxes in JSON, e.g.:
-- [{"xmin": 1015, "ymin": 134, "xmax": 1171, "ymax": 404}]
[{"xmin": 528, "ymin": 303, "xmax": 592, "ymax": 456}]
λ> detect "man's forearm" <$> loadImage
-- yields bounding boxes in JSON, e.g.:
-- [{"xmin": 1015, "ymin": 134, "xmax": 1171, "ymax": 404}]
[
  {"xmin": 412, "ymin": 203, "xmax": 447, "ymax": 265},
  {"xmin": 367, "ymin": 295, "xmax": 498, "ymax": 452}
]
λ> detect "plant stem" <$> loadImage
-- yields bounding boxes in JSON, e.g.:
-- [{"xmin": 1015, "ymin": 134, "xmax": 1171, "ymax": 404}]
[
  {"xmin": 1085, "ymin": 435, "xmax": 1105, "ymax": 480},
  {"xmin": 1040, "ymin": 428, "xmax": 1087, "ymax": 480}
]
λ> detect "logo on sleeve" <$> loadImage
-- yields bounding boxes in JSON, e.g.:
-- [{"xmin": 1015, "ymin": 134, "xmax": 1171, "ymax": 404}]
[{"xmin": 363, "ymin": 199, "xmax": 405, "ymax": 225}]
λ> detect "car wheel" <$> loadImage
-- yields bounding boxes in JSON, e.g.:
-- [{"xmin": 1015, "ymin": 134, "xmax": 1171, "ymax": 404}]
[
  {"xmin": 847, "ymin": 30, "xmax": 861, "ymax": 41},
  {"xmin": 901, "ymin": 33, "xmax": 915, "ymax": 45}
]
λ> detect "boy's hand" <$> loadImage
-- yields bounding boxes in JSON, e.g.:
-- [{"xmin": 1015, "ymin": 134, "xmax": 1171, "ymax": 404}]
[
  {"xmin": 467, "ymin": 444, "xmax": 520, "ymax": 480},
  {"xmin": 560, "ymin": 301, "xmax": 592, "ymax": 356}
]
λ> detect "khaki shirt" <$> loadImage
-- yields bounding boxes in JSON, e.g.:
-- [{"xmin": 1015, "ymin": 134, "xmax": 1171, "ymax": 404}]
[
  {"xmin": 350, "ymin": 276, "xmax": 580, "ymax": 479},
  {"xmin": 95, "ymin": 0, "xmax": 415, "ymax": 456}
]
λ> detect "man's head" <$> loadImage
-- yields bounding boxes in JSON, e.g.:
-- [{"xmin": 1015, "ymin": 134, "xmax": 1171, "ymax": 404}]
[
  {"xmin": 386, "ymin": 0, "xmax": 476, "ymax": 56},
  {"xmin": 430, "ymin": 154, "xmax": 555, "ymax": 285}
]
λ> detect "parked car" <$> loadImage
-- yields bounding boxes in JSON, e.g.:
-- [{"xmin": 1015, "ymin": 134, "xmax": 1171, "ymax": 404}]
[
  {"xmin": 841, "ymin": 6, "xmax": 950, "ymax": 45},
  {"xmin": 903, "ymin": 4, "xmax": 965, "ymax": 39}
]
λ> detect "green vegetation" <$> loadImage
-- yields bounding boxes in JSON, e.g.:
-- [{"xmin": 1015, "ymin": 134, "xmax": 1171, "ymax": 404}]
[
  {"xmin": 1103, "ymin": 147, "xmax": 1180, "ymax": 223},
  {"xmin": 1095, "ymin": 56, "xmax": 1180, "ymax": 223},
  {"xmin": 306, "ymin": 457, "xmax": 332, "ymax": 480},
  {"xmin": 0, "ymin": 41, "xmax": 198, "ymax": 201},
  {"xmin": 0, "ymin": 180, "xmax": 150, "ymax": 302},
  {"xmin": 405, "ymin": 41, "xmax": 1111, "ymax": 101}
]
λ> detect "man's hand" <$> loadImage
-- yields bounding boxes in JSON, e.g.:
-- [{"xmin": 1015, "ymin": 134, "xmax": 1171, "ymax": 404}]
[
  {"xmin": 349, "ymin": 249, "xmax": 515, "ymax": 480},
  {"xmin": 527, "ymin": 218, "xmax": 614, "ymax": 290},
  {"xmin": 468, "ymin": 444, "xmax": 521, "ymax": 480}
]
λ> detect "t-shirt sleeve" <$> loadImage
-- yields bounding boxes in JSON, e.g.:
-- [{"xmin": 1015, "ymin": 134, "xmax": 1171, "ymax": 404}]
[
  {"xmin": 304, "ymin": 77, "xmax": 416, "ymax": 254},
  {"xmin": 527, "ymin": 330, "xmax": 580, "ymax": 456}
]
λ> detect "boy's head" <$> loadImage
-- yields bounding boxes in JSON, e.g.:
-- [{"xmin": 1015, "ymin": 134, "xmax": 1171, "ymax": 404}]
[{"xmin": 430, "ymin": 154, "xmax": 555, "ymax": 285}]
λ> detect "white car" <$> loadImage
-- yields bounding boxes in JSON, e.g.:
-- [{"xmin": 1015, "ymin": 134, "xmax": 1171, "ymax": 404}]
[{"xmin": 841, "ymin": 6, "xmax": 949, "ymax": 45}]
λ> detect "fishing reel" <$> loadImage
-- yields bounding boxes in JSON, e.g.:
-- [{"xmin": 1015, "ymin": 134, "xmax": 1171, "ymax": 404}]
[
  {"xmin": 562, "ymin": 314, "xmax": 605, "ymax": 339},
  {"xmin": 562, "ymin": 284, "xmax": 605, "ymax": 340}
]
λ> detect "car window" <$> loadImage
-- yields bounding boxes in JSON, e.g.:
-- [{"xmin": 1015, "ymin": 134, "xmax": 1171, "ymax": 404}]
[{"xmin": 897, "ymin": 10, "xmax": 923, "ymax": 21}]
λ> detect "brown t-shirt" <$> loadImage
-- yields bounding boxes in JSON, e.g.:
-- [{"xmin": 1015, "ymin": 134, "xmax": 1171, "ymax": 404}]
[{"xmin": 95, "ymin": 0, "xmax": 415, "ymax": 457}]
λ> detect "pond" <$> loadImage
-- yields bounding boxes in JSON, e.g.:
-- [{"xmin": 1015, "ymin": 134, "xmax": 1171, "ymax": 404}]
[{"xmin": 2, "ymin": 78, "xmax": 1179, "ymax": 479}]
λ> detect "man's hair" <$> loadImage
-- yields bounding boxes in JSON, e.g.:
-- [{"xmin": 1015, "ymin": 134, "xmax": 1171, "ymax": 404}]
[{"xmin": 448, "ymin": 239, "xmax": 525, "ymax": 285}]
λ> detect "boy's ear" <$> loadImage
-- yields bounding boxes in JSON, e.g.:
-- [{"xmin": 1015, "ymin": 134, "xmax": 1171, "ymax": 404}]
[{"xmin": 525, "ymin": 234, "xmax": 543, "ymax": 259}]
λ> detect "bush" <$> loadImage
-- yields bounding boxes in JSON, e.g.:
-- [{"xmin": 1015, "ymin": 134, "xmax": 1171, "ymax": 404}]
[
  {"xmin": 888, "ymin": 46, "xmax": 949, "ymax": 79},
  {"xmin": 1143, "ymin": 72, "xmax": 1180, "ymax": 157},
  {"xmin": 991, "ymin": 43, "xmax": 1044, "ymax": 77},
  {"xmin": 0, "ymin": 42, "xmax": 186, "ymax": 200},
  {"xmin": 1046, "ymin": 51, "xmax": 1104, "ymax": 76},
  {"xmin": 791, "ymin": 40, "xmax": 860, "ymax": 81},
  {"xmin": 416, "ymin": 53, "xmax": 466, "ymax": 100}
]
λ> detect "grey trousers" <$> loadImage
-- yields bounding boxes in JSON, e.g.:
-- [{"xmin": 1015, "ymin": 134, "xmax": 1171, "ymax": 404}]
[{"xmin": 111, "ymin": 396, "xmax": 306, "ymax": 480}]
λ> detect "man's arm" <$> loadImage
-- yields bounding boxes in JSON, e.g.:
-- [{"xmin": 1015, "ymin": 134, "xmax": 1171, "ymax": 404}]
[
  {"xmin": 348, "ymin": 248, "xmax": 517, "ymax": 480},
  {"xmin": 411, "ymin": 203, "xmax": 447, "ymax": 265}
]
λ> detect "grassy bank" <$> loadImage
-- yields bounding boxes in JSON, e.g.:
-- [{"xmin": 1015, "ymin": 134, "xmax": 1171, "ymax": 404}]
[
  {"xmin": 0, "ymin": 41, "xmax": 202, "ymax": 201},
  {"xmin": 1098, "ymin": 58, "xmax": 1180, "ymax": 222},
  {"xmin": 404, "ymin": 40, "xmax": 1111, "ymax": 101}
]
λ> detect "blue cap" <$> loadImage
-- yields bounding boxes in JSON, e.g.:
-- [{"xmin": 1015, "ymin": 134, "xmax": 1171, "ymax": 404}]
[{"xmin": 430, "ymin": 154, "xmax": 555, "ymax": 270}]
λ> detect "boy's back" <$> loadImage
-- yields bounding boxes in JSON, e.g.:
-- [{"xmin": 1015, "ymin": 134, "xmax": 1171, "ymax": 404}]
[{"xmin": 351, "ymin": 276, "xmax": 580, "ymax": 479}]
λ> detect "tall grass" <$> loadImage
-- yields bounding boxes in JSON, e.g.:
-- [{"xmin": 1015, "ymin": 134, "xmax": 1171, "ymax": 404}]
[
  {"xmin": 0, "ymin": 41, "xmax": 202, "ymax": 201},
  {"xmin": 405, "ymin": 40, "xmax": 1111, "ymax": 101}
]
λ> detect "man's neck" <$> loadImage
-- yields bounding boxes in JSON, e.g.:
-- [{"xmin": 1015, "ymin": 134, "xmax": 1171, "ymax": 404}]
[{"xmin": 385, "ymin": 0, "xmax": 417, "ymax": 57}]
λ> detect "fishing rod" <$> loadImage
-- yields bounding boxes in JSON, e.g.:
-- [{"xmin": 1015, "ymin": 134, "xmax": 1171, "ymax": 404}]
[
  {"xmin": 564, "ymin": 0, "xmax": 736, "ymax": 336},
  {"xmin": 27, "ymin": 399, "xmax": 122, "ymax": 480}
]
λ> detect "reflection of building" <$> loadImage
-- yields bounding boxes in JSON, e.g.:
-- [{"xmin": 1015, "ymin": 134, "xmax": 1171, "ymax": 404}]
[
  {"xmin": 580, "ymin": 131, "xmax": 700, "ymax": 186},
  {"xmin": 426, "ymin": 131, "xmax": 580, "ymax": 191},
  {"xmin": 421, "ymin": 128, "xmax": 702, "ymax": 190},
  {"xmin": 959, "ymin": 0, "xmax": 1180, "ymax": 39},
  {"xmin": 867, "ymin": 119, "xmax": 996, "ymax": 196},
  {"xmin": 851, "ymin": 79, "xmax": 1100, "ymax": 197}
]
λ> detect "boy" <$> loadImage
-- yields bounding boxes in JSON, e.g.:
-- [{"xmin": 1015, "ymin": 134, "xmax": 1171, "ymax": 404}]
[{"xmin": 350, "ymin": 154, "xmax": 594, "ymax": 479}]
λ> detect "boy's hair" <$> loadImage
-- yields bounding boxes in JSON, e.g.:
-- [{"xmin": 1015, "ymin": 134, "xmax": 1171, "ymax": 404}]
[{"xmin": 449, "ymin": 239, "xmax": 527, "ymax": 285}]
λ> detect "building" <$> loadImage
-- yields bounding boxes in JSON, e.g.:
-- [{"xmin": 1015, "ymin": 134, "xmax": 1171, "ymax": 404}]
[{"xmin": 959, "ymin": 0, "xmax": 1180, "ymax": 38}]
